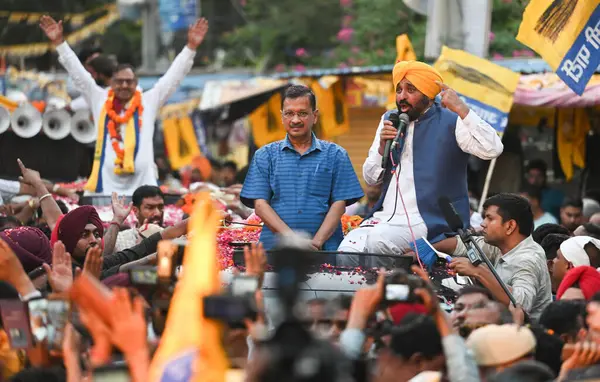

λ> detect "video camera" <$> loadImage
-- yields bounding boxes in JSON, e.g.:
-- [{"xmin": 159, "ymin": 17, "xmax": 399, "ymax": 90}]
[{"xmin": 203, "ymin": 275, "xmax": 259, "ymax": 328}]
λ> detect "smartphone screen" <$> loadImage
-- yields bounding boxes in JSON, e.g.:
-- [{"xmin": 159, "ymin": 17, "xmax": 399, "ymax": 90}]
[
  {"xmin": 0, "ymin": 300, "xmax": 33, "ymax": 349},
  {"xmin": 130, "ymin": 268, "xmax": 158, "ymax": 285},
  {"xmin": 47, "ymin": 300, "xmax": 70, "ymax": 350},
  {"xmin": 385, "ymin": 284, "xmax": 410, "ymax": 301},
  {"xmin": 27, "ymin": 298, "xmax": 49, "ymax": 344}
]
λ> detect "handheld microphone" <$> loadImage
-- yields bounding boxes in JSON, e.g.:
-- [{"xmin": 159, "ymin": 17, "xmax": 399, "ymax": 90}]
[
  {"xmin": 391, "ymin": 113, "xmax": 410, "ymax": 150},
  {"xmin": 382, "ymin": 112, "xmax": 399, "ymax": 168}
]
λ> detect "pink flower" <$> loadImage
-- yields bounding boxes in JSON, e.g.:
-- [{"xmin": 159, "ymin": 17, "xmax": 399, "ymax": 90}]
[
  {"xmin": 376, "ymin": 49, "xmax": 385, "ymax": 57},
  {"xmin": 512, "ymin": 49, "xmax": 521, "ymax": 57},
  {"xmin": 522, "ymin": 49, "xmax": 535, "ymax": 57},
  {"xmin": 337, "ymin": 27, "xmax": 354, "ymax": 42},
  {"xmin": 489, "ymin": 31, "xmax": 495, "ymax": 42},
  {"xmin": 294, "ymin": 64, "xmax": 306, "ymax": 71},
  {"xmin": 240, "ymin": 0, "xmax": 246, "ymax": 5},
  {"xmin": 342, "ymin": 15, "xmax": 353, "ymax": 26},
  {"xmin": 295, "ymin": 48, "xmax": 308, "ymax": 57},
  {"xmin": 492, "ymin": 53, "xmax": 504, "ymax": 60},
  {"xmin": 351, "ymin": 46, "xmax": 360, "ymax": 54},
  {"xmin": 337, "ymin": 62, "xmax": 349, "ymax": 69},
  {"xmin": 340, "ymin": 0, "xmax": 352, "ymax": 7},
  {"xmin": 274, "ymin": 63, "xmax": 286, "ymax": 72}
]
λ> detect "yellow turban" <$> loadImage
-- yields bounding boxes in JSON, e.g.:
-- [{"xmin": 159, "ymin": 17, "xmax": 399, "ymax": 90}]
[{"xmin": 392, "ymin": 61, "xmax": 444, "ymax": 99}]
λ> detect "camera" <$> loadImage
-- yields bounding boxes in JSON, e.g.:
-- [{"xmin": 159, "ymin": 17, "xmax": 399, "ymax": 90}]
[
  {"xmin": 203, "ymin": 275, "xmax": 259, "ymax": 327},
  {"xmin": 383, "ymin": 268, "xmax": 425, "ymax": 304}
]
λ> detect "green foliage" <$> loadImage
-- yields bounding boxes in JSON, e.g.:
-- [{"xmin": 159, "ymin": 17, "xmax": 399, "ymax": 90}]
[
  {"xmin": 489, "ymin": 0, "xmax": 532, "ymax": 58},
  {"xmin": 99, "ymin": 20, "xmax": 142, "ymax": 67}
]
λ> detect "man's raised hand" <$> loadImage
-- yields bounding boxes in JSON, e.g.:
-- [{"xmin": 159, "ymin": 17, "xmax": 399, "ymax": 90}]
[
  {"xmin": 186, "ymin": 18, "xmax": 209, "ymax": 50},
  {"xmin": 39, "ymin": 15, "xmax": 64, "ymax": 45}
]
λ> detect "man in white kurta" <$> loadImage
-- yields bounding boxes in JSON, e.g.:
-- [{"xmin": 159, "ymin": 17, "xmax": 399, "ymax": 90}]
[{"xmin": 40, "ymin": 15, "xmax": 208, "ymax": 195}]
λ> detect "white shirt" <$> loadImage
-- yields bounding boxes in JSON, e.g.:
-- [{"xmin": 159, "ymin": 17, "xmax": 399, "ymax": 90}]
[
  {"xmin": 56, "ymin": 42, "xmax": 196, "ymax": 195},
  {"xmin": 362, "ymin": 110, "xmax": 503, "ymax": 229},
  {"xmin": 68, "ymin": 95, "xmax": 89, "ymax": 111},
  {"xmin": 0, "ymin": 179, "xmax": 21, "ymax": 205}
]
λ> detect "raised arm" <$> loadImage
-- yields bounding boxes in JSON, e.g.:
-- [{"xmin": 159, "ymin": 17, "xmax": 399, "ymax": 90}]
[
  {"xmin": 39, "ymin": 15, "xmax": 105, "ymax": 101},
  {"xmin": 145, "ymin": 18, "xmax": 208, "ymax": 107}
]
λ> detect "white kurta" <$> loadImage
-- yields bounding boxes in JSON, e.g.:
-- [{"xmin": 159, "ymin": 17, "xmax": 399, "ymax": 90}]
[
  {"xmin": 56, "ymin": 42, "xmax": 196, "ymax": 195},
  {"xmin": 337, "ymin": 110, "xmax": 503, "ymax": 266}
]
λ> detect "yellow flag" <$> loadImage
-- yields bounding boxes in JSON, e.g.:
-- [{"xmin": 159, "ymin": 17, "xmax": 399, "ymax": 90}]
[
  {"xmin": 249, "ymin": 92, "xmax": 286, "ymax": 147},
  {"xmin": 149, "ymin": 193, "xmax": 228, "ymax": 382},
  {"xmin": 395, "ymin": 34, "xmax": 417, "ymax": 63},
  {"xmin": 434, "ymin": 46, "xmax": 521, "ymax": 134},
  {"xmin": 163, "ymin": 116, "xmax": 201, "ymax": 170},
  {"xmin": 517, "ymin": 0, "xmax": 600, "ymax": 95},
  {"xmin": 556, "ymin": 108, "xmax": 590, "ymax": 181},
  {"xmin": 310, "ymin": 76, "xmax": 349, "ymax": 140}
]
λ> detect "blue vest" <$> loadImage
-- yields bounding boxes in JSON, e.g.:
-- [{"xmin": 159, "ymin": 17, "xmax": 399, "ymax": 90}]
[{"xmin": 366, "ymin": 103, "xmax": 471, "ymax": 243}]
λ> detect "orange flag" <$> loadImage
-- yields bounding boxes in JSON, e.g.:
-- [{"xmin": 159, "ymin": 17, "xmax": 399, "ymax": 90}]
[{"xmin": 149, "ymin": 192, "xmax": 228, "ymax": 382}]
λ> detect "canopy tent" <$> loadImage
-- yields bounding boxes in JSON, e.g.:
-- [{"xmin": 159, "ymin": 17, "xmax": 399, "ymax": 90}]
[{"xmin": 514, "ymin": 73, "xmax": 600, "ymax": 108}]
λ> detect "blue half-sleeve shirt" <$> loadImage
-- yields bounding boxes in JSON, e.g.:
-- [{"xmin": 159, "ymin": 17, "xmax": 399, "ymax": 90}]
[{"xmin": 240, "ymin": 133, "xmax": 364, "ymax": 251}]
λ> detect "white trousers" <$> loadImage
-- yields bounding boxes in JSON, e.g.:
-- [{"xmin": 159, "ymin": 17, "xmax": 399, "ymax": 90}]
[{"xmin": 336, "ymin": 219, "xmax": 427, "ymax": 268}]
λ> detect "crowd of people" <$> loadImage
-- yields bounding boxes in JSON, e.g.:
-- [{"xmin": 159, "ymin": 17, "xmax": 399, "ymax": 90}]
[{"xmin": 2, "ymin": 11, "xmax": 600, "ymax": 382}]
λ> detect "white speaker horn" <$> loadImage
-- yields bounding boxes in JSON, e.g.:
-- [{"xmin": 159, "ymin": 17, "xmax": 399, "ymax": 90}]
[
  {"xmin": 11, "ymin": 103, "xmax": 43, "ymax": 138},
  {"xmin": 71, "ymin": 110, "xmax": 96, "ymax": 144},
  {"xmin": 42, "ymin": 109, "xmax": 72, "ymax": 140},
  {"xmin": 0, "ymin": 105, "xmax": 10, "ymax": 134}
]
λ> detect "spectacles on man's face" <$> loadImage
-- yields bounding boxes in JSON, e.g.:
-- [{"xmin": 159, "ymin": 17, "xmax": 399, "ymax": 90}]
[
  {"xmin": 112, "ymin": 78, "xmax": 136, "ymax": 86},
  {"xmin": 281, "ymin": 110, "xmax": 312, "ymax": 120}
]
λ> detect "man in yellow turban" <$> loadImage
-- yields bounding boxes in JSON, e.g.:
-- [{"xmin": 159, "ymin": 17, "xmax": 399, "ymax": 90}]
[{"xmin": 338, "ymin": 60, "xmax": 504, "ymax": 268}]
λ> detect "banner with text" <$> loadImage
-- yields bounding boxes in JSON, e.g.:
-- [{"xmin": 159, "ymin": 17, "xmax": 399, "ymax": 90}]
[
  {"xmin": 517, "ymin": 0, "xmax": 600, "ymax": 95},
  {"xmin": 433, "ymin": 46, "xmax": 520, "ymax": 134}
]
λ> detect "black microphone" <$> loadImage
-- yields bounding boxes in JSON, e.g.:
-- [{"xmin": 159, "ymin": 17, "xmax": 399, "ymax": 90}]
[
  {"xmin": 438, "ymin": 196, "xmax": 464, "ymax": 232},
  {"xmin": 381, "ymin": 112, "xmax": 404, "ymax": 168},
  {"xmin": 391, "ymin": 113, "xmax": 410, "ymax": 150}
]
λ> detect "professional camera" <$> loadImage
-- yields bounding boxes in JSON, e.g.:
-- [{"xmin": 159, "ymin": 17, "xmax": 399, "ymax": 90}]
[{"xmin": 203, "ymin": 275, "xmax": 259, "ymax": 328}]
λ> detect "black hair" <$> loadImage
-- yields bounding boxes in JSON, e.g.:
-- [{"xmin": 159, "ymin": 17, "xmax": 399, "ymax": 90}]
[
  {"xmin": 487, "ymin": 360, "xmax": 556, "ymax": 382},
  {"xmin": 582, "ymin": 223, "xmax": 600, "ymax": 239},
  {"xmin": 528, "ymin": 325, "xmax": 565, "ymax": 377},
  {"xmin": 113, "ymin": 63, "xmax": 136, "ymax": 77},
  {"xmin": 281, "ymin": 85, "xmax": 317, "ymax": 111},
  {"xmin": 88, "ymin": 55, "xmax": 117, "ymax": 78},
  {"xmin": 235, "ymin": 165, "xmax": 249, "ymax": 185},
  {"xmin": 0, "ymin": 215, "xmax": 22, "ymax": 231},
  {"xmin": 78, "ymin": 46, "xmax": 102, "ymax": 63},
  {"xmin": 520, "ymin": 183, "xmax": 544, "ymax": 202},
  {"xmin": 539, "ymin": 300, "xmax": 586, "ymax": 341},
  {"xmin": 222, "ymin": 161, "xmax": 238, "ymax": 172},
  {"xmin": 483, "ymin": 193, "xmax": 534, "ymax": 236},
  {"xmin": 131, "ymin": 185, "xmax": 164, "ymax": 208},
  {"xmin": 332, "ymin": 294, "xmax": 353, "ymax": 311},
  {"xmin": 525, "ymin": 159, "xmax": 548, "ymax": 174},
  {"xmin": 532, "ymin": 223, "xmax": 571, "ymax": 244},
  {"xmin": 38, "ymin": 199, "xmax": 69, "ymax": 217},
  {"xmin": 390, "ymin": 313, "xmax": 443, "ymax": 360},
  {"xmin": 457, "ymin": 285, "xmax": 494, "ymax": 301},
  {"xmin": 9, "ymin": 366, "xmax": 66, "ymax": 382},
  {"xmin": 540, "ymin": 233, "xmax": 570, "ymax": 260},
  {"xmin": 562, "ymin": 197, "xmax": 583, "ymax": 209},
  {"xmin": 209, "ymin": 158, "xmax": 223, "ymax": 170}
]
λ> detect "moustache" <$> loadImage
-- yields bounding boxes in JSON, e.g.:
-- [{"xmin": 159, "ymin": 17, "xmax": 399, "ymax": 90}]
[{"xmin": 398, "ymin": 101, "xmax": 413, "ymax": 108}]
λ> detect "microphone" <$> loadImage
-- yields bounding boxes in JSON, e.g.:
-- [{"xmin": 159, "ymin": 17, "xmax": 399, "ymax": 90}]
[
  {"xmin": 438, "ymin": 196, "xmax": 464, "ymax": 232},
  {"xmin": 381, "ymin": 112, "xmax": 409, "ymax": 168},
  {"xmin": 391, "ymin": 113, "xmax": 410, "ymax": 150}
]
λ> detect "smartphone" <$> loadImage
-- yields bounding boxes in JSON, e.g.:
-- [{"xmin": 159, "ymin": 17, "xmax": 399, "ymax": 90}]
[
  {"xmin": 0, "ymin": 300, "xmax": 33, "ymax": 349},
  {"xmin": 129, "ymin": 266, "xmax": 158, "ymax": 286},
  {"xmin": 47, "ymin": 299, "xmax": 70, "ymax": 350},
  {"xmin": 27, "ymin": 298, "xmax": 49, "ymax": 344},
  {"xmin": 385, "ymin": 284, "xmax": 411, "ymax": 302}
]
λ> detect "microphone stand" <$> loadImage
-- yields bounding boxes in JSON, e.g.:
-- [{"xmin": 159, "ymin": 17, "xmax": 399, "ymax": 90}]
[{"xmin": 457, "ymin": 229, "xmax": 518, "ymax": 307}]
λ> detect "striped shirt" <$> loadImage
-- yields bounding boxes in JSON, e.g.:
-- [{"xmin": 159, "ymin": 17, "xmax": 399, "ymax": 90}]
[{"xmin": 241, "ymin": 133, "xmax": 364, "ymax": 251}]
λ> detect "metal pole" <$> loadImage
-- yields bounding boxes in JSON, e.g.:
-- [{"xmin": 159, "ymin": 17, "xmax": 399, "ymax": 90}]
[{"xmin": 141, "ymin": 0, "xmax": 158, "ymax": 72}]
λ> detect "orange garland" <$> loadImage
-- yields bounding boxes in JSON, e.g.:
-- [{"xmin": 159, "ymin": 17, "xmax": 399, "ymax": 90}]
[{"xmin": 105, "ymin": 89, "xmax": 143, "ymax": 168}]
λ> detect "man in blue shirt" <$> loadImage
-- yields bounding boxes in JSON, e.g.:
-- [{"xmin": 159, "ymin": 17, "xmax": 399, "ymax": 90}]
[{"xmin": 240, "ymin": 85, "xmax": 364, "ymax": 262}]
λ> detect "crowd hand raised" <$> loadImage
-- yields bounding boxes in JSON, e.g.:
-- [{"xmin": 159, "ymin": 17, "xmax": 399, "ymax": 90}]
[
  {"xmin": 39, "ymin": 15, "xmax": 64, "ymax": 45},
  {"xmin": 347, "ymin": 268, "xmax": 385, "ymax": 330},
  {"xmin": 559, "ymin": 341, "xmax": 600, "ymax": 381},
  {"xmin": 243, "ymin": 243, "xmax": 267, "ymax": 289},
  {"xmin": 448, "ymin": 257, "xmax": 479, "ymax": 278},
  {"xmin": 43, "ymin": 241, "xmax": 73, "ymax": 293},
  {"xmin": 378, "ymin": 121, "xmax": 399, "ymax": 156},
  {"xmin": 509, "ymin": 303, "xmax": 526, "ymax": 326},
  {"xmin": 108, "ymin": 288, "xmax": 149, "ymax": 361},
  {"xmin": 0, "ymin": 238, "xmax": 29, "ymax": 287},
  {"xmin": 83, "ymin": 246, "xmax": 103, "ymax": 280},
  {"xmin": 17, "ymin": 158, "xmax": 42, "ymax": 186},
  {"xmin": 79, "ymin": 307, "xmax": 112, "ymax": 367},
  {"xmin": 436, "ymin": 81, "xmax": 469, "ymax": 118},
  {"xmin": 62, "ymin": 323, "xmax": 83, "ymax": 381},
  {"xmin": 186, "ymin": 18, "xmax": 209, "ymax": 50},
  {"xmin": 111, "ymin": 192, "xmax": 133, "ymax": 224},
  {"xmin": 411, "ymin": 265, "xmax": 440, "ymax": 315}
]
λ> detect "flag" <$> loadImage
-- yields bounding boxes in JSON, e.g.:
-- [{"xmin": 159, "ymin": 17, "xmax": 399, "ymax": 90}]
[
  {"xmin": 149, "ymin": 192, "xmax": 228, "ymax": 382},
  {"xmin": 517, "ymin": 0, "xmax": 600, "ymax": 95},
  {"xmin": 310, "ymin": 76, "xmax": 349, "ymax": 140},
  {"xmin": 433, "ymin": 46, "xmax": 521, "ymax": 135},
  {"xmin": 395, "ymin": 34, "xmax": 417, "ymax": 63},
  {"xmin": 249, "ymin": 92, "xmax": 286, "ymax": 147}
]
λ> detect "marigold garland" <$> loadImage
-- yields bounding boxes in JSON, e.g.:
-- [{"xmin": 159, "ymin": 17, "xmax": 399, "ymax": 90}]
[{"xmin": 105, "ymin": 89, "xmax": 143, "ymax": 169}]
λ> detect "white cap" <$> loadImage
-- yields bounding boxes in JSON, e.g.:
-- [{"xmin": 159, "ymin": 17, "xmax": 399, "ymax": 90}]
[{"xmin": 560, "ymin": 236, "xmax": 600, "ymax": 267}]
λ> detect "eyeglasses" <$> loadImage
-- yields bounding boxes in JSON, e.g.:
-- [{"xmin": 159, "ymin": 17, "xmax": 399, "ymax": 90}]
[
  {"xmin": 112, "ymin": 78, "xmax": 136, "ymax": 86},
  {"xmin": 281, "ymin": 110, "xmax": 312, "ymax": 119}
]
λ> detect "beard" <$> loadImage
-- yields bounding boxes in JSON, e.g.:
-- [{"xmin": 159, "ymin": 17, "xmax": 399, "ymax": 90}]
[{"xmin": 397, "ymin": 96, "xmax": 431, "ymax": 121}]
